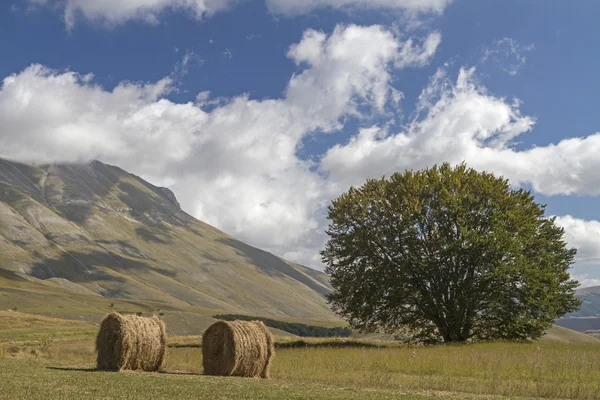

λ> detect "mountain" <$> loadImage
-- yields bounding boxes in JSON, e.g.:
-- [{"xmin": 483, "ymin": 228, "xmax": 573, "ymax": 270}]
[
  {"xmin": 0, "ymin": 158, "xmax": 336, "ymax": 323},
  {"xmin": 554, "ymin": 286, "xmax": 600, "ymax": 332}
]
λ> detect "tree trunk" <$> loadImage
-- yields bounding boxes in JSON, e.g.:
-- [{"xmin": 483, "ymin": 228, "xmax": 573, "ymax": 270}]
[{"xmin": 442, "ymin": 328, "xmax": 468, "ymax": 343}]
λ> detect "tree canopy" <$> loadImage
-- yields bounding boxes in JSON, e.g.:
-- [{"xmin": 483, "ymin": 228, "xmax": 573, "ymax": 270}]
[{"xmin": 321, "ymin": 163, "xmax": 581, "ymax": 343}]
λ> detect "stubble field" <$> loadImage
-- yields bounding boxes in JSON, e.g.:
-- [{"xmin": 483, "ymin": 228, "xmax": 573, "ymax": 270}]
[{"xmin": 1, "ymin": 312, "xmax": 600, "ymax": 400}]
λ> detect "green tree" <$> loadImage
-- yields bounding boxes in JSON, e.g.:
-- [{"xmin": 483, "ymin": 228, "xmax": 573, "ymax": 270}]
[{"xmin": 322, "ymin": 163, "xmax": 581, "ymax": 343}]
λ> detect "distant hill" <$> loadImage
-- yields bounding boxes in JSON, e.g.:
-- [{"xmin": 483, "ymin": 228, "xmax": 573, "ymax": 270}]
[
  {"xmin": 539, "ymin": 325, "xmax": 600, "ymax": 345},
  {"xmin": 554, "ymin": 285, "xmax": 600, "ymax": 332},
  {"xmin": 0, "ymin": 158, "xmax": 337, "ymax": 322},
  {"xmin": 577, "ymin": 286, "xmax": 600, "ymax": 294}
]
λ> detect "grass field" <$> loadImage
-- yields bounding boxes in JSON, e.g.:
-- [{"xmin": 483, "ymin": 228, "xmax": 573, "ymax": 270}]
[{"xmin": 2, "ymin": 312, "xmax": 600, "ymax": 400}]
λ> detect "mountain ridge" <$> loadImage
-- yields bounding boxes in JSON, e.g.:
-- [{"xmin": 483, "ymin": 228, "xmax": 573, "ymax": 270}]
[{"xmin": 0, "ymin": 157, "xmax": 336, "ymax": 321}]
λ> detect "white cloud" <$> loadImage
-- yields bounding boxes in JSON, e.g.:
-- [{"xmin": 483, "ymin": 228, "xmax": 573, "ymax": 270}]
[
  {"xmin": 195, "ymin": 91, "xmax": 230, "ymax": 108},
  {"xmin": 0, "ymin": 24, "xmax": 438, "ymax": 267},
  {"xmin": 487, "ymin": 134, "xmax": 600, "ymax": 196},
  {"xmin": 316, "ymin": 65, "xmax": 600, "ymax": 278},
  {"xmin": 28, "ymin": 0, "xmax": 242, "ymax": 29},
  {"xmin": 265, "ymin": 0, "xmax": 451, "ymax": 16},
  {"xmin": 320, "ymin": 67, "xmax": 536, "ymax": 188},
  {"xmin": 28, "ymin": 0, "xmax": 453, "ymax": 28},
  {"xmin": 0, "ymin": 65, "xmax": 198, "ymax": 179},
  {"xmin": 286, "ymin": 26, "xmax": 441, "ymax": 131},
  {"xmin": 395, "ymin": 32, "xmax": 441, "ymax": 68},
  {"xmin": 481, "ymin": 37, "xmax": 535, "ymax": 76},
  {"xmin": 2, "ymin": 23, "xmax": 600, "ymax": 277},
  {"xmin": 572, "ymin": 274, "xmax": 600, "ymax": 289},
  {"xmin": 551, "ymin": 216, "xmax": 600, "ymax": 288},
  {"xmin": 320, "ymin": 65, "xmax": 600, "ymax": 198},
  {"xmin": 555, "ymin": 216, "xmax": 600, "ymax": 266},
  {"xmin": 195, "ymin": 90, "xmax": 211, "ymax": 103}
]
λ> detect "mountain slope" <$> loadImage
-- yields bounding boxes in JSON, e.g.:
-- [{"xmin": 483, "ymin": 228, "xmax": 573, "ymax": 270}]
[
  {"xmin": 554, "ymin": 285, "xmax": 600, "ymax": 332},
  {"xmin": 538, "ymin": 325, "xmax": 600, "ymax": 344},
  {"xmin": 0, "ymin": 158, "xmax": 335, "ymax": 321}
]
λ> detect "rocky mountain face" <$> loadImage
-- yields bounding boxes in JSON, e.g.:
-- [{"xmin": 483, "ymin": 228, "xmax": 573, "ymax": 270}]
[{"xmin": 0, "ymin": 158, "xmax": 335, "ymax": 321}]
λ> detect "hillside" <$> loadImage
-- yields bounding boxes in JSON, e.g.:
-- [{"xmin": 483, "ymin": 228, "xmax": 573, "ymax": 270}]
[
  {"xmin": 554, "ymin": 285, "xmax": 600, "ymax": 332},
  {"xmin": 0, "ymin": 158, "xmax": 336, "ymax": 322},
  {"xmin": 538, "ymin": 325, "xmax": 600, "ymax": 344}
]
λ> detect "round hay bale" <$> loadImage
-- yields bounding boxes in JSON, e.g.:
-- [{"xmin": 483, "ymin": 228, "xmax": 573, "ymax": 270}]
[
  {"xmin": 96, "ymin": 312, "xmax": 167, "ymax": 372},
  {"xmin": 202, "ymin": 320, "xmax": 274, "ymax": 378}
]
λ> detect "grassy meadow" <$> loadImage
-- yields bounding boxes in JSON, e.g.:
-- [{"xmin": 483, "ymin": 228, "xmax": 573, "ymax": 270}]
[{"xmin": 1, "ymin": 312, "xmax": 600, "ymax": 399}]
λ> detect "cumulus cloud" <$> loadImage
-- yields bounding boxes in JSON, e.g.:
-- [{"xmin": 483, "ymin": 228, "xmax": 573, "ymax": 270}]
[
  {"xmin": 0, "ymin": 24, "xmax": 438, "ymax": 267},
  {"xmin": 0, "ymin": 65, "xmax": 203, "ymax": 180},
  {"xmin": 286, "ymin": 26, "xmax": 441, "ymax": 130},
  {"xmin": 28, "ymin": 0, "xmax": 242, "ymax": 28},
  {"xmin": 28, "ymin": 0, "xmax": 453, "ymax": 28},
  {"xmin": 320, "ymin": 67, "xmax": 536, "ymax": 187},
  {"xmin": 555, "ymin": 216, "xmax": 600, "ymax": 266},
  {"xmin": 265, "ymin": 0, "xmax": 451, "ymax": 16},
  {"xmin": 316, "ymin": 64, "xmax": 600, "ymax": 277},
  {"xmin": 320, "ymin": 66, "xmax": 600, "ymax": 198},
  {"xmin": 553, "ymin": 216, "xmax": 600, "ymax": 288},
  {"xmin": 2, "ymin": 23, "xmax": 600, "ymax": 278}
]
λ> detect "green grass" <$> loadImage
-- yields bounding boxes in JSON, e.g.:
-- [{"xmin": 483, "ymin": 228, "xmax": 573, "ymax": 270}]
[{"xmin": 2, "ymin": 317, "xmax": 600, "ymax": 400}]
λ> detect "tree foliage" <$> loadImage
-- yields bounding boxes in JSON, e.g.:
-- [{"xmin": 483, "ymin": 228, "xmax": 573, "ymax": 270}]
[{"xmin": 321, "ymin": 163, "xmax": 581, "ymax": 343}]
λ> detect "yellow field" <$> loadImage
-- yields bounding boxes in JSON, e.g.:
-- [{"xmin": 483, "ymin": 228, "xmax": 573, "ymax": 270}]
[{"xmin": 2, "ymin": 312, "xmax": 600, "ymax": 399}]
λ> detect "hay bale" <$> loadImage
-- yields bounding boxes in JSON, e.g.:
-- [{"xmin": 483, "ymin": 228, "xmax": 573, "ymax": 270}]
[
  {"xmin": 96, "ymin": 312, "xmax": 167, "ymax": 372},
  {"xmin": 202, "ymin": 320, "xmax": 274, "ymax": 378}
]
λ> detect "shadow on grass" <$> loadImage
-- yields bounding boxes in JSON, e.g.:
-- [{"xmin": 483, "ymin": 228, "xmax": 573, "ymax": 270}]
[
  {"xmin": 168, "ymin": 340, "xmax": 394, "ymax": 350},
  {"xmin": 169, "ymin": 343, "xmax": 201, "ymax": 348},
  {"xmin": 46, "ymin": 367, "xmax": 100, "ymax": 372},
  {"xmin": 275, "ymin": 340, "xmax": 387, "ymax": 349},
  {"xmin": 158, "ymin": 370, "xmax": 204, "ymax": 377},
  {"xmin": 46, "ymin": 367, "xmax": 205, "ymax": 376}
]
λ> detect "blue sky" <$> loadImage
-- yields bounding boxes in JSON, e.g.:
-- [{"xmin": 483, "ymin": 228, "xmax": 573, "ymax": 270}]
[{"xmin": 2, "ymin": 0, "xmax": 600, "ymax": 286}]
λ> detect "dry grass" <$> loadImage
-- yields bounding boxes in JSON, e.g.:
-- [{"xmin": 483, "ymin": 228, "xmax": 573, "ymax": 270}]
[
  {"xmin": 0, "ymin": 358, "xmax": 518, "ymax": 400},
  {"xmin": 202, "ymin": 320, "xmax": 274, "ymax": 378},
  {"xmin": 96, "ymin": 313, "xmax": 167, "ymax": 372},
  {"xmin": 3, "ymin": 322, "xmax": 600, "ymax": 399},
  {"xmin": 161, "ymin": 340, "xmax": 600, "ymax": 399},
  {"xmin": 0, "ymin": 311, "xmax": 95, "ymax": 332},
  {"xmin": 272, "ymin": 343, "xmax": 600, "ymax": 399}
]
